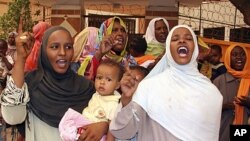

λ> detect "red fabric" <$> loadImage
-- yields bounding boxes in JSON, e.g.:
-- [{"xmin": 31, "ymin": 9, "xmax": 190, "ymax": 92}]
[
  {"xmin": 24, "ymin": 41, "xmax": 41, "ymax": 72},
  {"xmin": 85, "ymin": 56, "xmax": 100, "ymax": 81},
  {"xmin": 24, "ymin": 22, "xmax": 50, "ymax": 72}
]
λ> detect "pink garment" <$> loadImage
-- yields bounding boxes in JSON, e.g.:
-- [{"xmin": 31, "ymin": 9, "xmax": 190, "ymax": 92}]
[
  {"xmin": 80, "ymin": 27, "xmax": 99, "ymax": 61},
  {"xmin": 24, "ymin": 22, "xmax": 50, "ymax": 72},
  {"xmin": 59, "ymin": 108, "xmax": 106, "ymax": 141}
]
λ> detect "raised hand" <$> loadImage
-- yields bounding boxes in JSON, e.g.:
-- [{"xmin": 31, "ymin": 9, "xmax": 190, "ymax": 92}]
[
  {"xmin": 95, "ymin": 34, "xmax": 119, "ymax": 61},
  {"xmin": 16, "ymin": 15, "xmax": 34, "ymax": 61},
  {"xmin": 15, "ymin": 32, "xmax": 34, "ymax": 60},
  {"xmin": 120, "ymin": 64, "xmax": 140, "ymax": 107},
  {"xmin": 11, "ymin": 16, "xmax": 34, "ymax": 88}
]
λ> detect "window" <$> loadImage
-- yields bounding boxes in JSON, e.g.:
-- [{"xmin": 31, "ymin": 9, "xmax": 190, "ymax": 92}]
[
  {"xmin": 230, "ymin": 28, "xmax": 250, "ymax": 43},
  {"xmin": 84, "ymin": 14, "xmax": 136, "ymax": 35},
  {"xmin": 203, "ymin": 27, "xmax": 225, "ymax": 40}
]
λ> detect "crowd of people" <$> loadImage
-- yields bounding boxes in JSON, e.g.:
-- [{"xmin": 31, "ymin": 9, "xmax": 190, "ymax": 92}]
[{"xmin": 0, "ymin": 16, "xmax": 249, "ymax": 141}]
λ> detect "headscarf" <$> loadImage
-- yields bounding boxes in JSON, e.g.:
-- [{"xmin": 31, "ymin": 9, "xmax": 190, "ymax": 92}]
[
  {"xmin": 72, "ymin": 27, "xmax": 99, "ymax": 62},
  {"xmin": 7, "ymin": 31, "xmax": 18, "ymax": 47},
  {"xmin": 8, "ymin": 31, "xmax": 18, "ymax": 37},
  {"xmin": 144, "ymin": 17, "xmax": 169, "ymax": 44},
  {"xmin": 133, "ymin": 25, "xmax": 222, "ymax": 141},
  {"xmin": 98, "ymin": 17, "xmax": 128, "ymax": 63},
  {"xmin": 197, "ymin": 37, "xmax": 210, "ymax": 61},
  {"xmin": 224, "ymin": 44, "xmax": 250, "ymax": 124},
  {"xmin": 24, "ymin": 22, "xmax": 51, "ymax": 72},
  {"xmin": 25, "ymin": 26, "xmax": 95, "ymax": 127},
  {"xmin": 144, "ymin": 17, "xmax": 170, "ymax": 57},
  {"xmin": 6, "ymin": 32, "xmax": 18, "ymax": 59},
  {"xmin": 72, "ymin": 27, "xmax": 99, "ymax": 76},
  {"xmin": 198, "ymin": 37, "xmax": 212, "ymax": 78}
]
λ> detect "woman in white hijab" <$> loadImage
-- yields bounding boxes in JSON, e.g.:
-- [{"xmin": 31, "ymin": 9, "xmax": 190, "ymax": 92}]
[
  {"xmin": 110, "ymin": 25, "xmax": 223, "ymax": 141},
  {"xmin": 6, "ymin": 31, "xmax": 18, "ymax": 61},
  {"xmin": 144, "ymin": 17, "xmax": 169, "ymax": 57}
]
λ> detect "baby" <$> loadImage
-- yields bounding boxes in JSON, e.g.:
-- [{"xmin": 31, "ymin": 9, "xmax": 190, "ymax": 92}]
[{"xmin": 59, "ymin": 59, "xmax": 124, "ymax": 141}]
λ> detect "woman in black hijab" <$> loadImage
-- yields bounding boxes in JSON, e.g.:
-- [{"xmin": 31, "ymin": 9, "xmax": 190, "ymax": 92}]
[{"xmin": 0, "ymin": 26, "xmax": 108, "ymax": 141}]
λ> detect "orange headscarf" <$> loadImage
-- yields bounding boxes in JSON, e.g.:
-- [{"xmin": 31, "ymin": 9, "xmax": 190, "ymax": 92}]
[
  {"xmin": 224, "ymin": 44, "xmax": 250, "ymax": 124},
  {"xmin": 24, "ymin": 22, "xmax": 51, "ymax": 72}
]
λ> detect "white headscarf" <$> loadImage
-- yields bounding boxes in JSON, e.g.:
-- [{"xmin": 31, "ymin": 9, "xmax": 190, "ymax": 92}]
[
  {"xmin": 8, "ymin": 31, "xmax": 18, "ymax": 37},
  {"xmin": 7, "ymin": 31, "xmax": 18, "ymax": 49},
  {"xmin": 133, "ymin": 25, "xmax": 222, "ymax": 141},
  {"xmin": 144, "ymin": 17, "xmax": 169, "ymax": 44}
]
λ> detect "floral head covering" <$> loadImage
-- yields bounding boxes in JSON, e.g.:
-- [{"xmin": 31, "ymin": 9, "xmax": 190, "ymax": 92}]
[
  {"xmin": 98, "ymin": 16, "xmax": 128, "ymax": 63},
  {"xmin": 72, "ymin": 27, "xmax": 99, "ymax": 62}
]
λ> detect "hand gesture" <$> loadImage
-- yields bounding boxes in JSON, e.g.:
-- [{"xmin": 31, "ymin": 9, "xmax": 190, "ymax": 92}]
[
  {"xmin": 120, "ymin": 64, "xmax": 140, "ymax": 107},
  {"xmin": 95, "ymin": 35, "xmax": 119, "ymax": 61},
  {"xmin": 15, "ymin": 32, "xmax": 34, "ymax": 60},
  {"xmin": 235, "ymin": 96, "xmax": 250, "ymax": 109},
  {"xmin": 15, "ymin": 15, "xmax": 34, "ymax": 61},
  {"xmin": 10, "ymin": 15, "xmax": 34, "ymax": 88}
]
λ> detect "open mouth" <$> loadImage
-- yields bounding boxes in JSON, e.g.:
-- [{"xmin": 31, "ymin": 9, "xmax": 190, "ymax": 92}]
[
  {"xmin": 98, "ymin": 86, "xmax": 105, "ymax": 92},
  {"xmin": 177, "ymin": 46, "xmax": 189, "ymax": 57},
  {"xmin": 114, "ymin": 38, "xmax": 124, "ymax": 45},
  {"xmin": 159, "ymin": 34, "xmax": 167, "ymax": 40},
  {"xmin": 235, "ymin": 60, "xmax": 244, "ymax": 66},
  {"xmin": 56, "ymin": 59, "xmax": 68, "ymax": 68}
]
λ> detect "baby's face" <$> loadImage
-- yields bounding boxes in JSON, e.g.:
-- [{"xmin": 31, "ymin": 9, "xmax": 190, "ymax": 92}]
[{"xmin": 95, "ymin": 65, "xmax": 120, "ymax": 96}]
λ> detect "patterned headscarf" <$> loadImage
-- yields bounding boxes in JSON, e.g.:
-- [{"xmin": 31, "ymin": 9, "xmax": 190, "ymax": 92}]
[
  {"xmin": 98, "ymin": 16, "xmax": 128, "ymax": 63},
  {"xmin": 72, "ymin": 27, "xmax": 99, "ymax": 62}
]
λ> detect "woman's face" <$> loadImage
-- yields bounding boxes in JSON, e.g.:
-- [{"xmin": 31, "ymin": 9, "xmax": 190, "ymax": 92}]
[
  {"xmin": 230, "ymin": 46, "xmax": 246, "ymax": 71},
  {"xmin": 154, "ymin": 20, "xmax": 168, "ymax": 43},
  {"xmin": 112, "ymin": 21, "xmax": 127, "ymax": 52},
  {"xmin": 170, "ymin": 27, "xmax": 195, "ymax": 65},
  {"xmin": 8, "ymin": 34, "xmax": 16, "ymax": 46},
  {"xmin": 46, "ymin": 30, "xmax": 74, "ymax": 74}
]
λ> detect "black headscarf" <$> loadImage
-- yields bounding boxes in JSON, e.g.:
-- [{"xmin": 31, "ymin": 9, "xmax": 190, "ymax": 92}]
[{"xmin": 25, "ymin": 26, "xmax": 95, "ymax": 127}]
